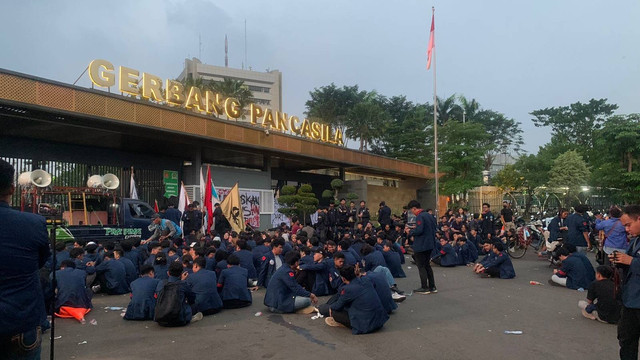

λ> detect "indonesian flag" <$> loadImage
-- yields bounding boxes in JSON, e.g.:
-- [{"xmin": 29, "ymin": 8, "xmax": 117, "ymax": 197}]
[
  {"xmin": 205, "ymin": 165, "xmax": 213, "ymax": 232},
  {"xmin": 154, "ymin": 199, "xmax": 159, "ymax": 213},
  {"xmin": 427, "ymin": 11, "xmax": 435, "ymax": 70}
]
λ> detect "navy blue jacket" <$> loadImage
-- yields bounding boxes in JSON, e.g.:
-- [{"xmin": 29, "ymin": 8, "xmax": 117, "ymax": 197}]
[
  {"xmin": 299, "ymin": 258, "xmax": 332, "ymax": 296},
  {"xmin": 235, "ymin": 249, "xmax": 258, "ymax": 279},
  {"xmin": 573, "ymin": 252, "xmax": 596, "ymax": 284},
  {"xmin": 436, "ymin": 243, "xmax": 458, "ymax": 267},
  {"xmin": 327, "ymin": 263, "xmax": 344, "ymax": 291},
  {"xmin": 330, "ymin": 277, "xmax": 389, "ymax": 335},
  {"xmin": 483, "ymin": 252, "xmax": 516, "ymax": 279},
  {"xmin": 124, "ymin": 276, "xmax": 159, "ymax": 320},
  {"xmin": 154, "ymin": 264, "xmax": 169, "ymax": 280},
  {"xmin": 205, "ymin": 257, "xmax": 216, "ymax": 272},
  {"xmin": 566, "ymin": 213, "xmax": 588, "ymax": 247},
  {"xmin": 124, "ymin": 248, "xmax": 144, "ymax": 274},
  {"xmin": 409, "ymin": 210, "xmax": 437, "ymax": 252},
  {"xmin": 622, "ymin": 237, "xmax": 640, "ymax": 308},
  {"xmin": 74, "ymin": 258, "xmax": 96, "ymax": 275},
  {"xmin": 548, "ymin": 216, "xmax": 563, "ymax": 242},
  {"xmin": 362, "ymin": 272, "xmax": 397, "ymax": 314},
  {"xmin": 343, "ymin": 250, "xmax": 358, "ymax": 266},
  {"xmin": 557, "ymin": 254, "xmax": 590, "ymax": 289},
  {"xmin": 479, "ymin": 252, "xmax": 496, "ymax": 267},
  {"xmin": 264, "ymin": 266, "xmax": 310, "ymax": 313},
  {"xmin": 54, "ymin": 268, "xmax": 92, "ymax": 310},
  {"xmin": 164, "ymin": 208, "xmax": 183, "ymax": 227},
  {"xmin": 364, "ymin": 251, "xmax": 387, "ymax": 272},
  {"xmin": 96, "ymin": 259, "xmax": 129, "ymax": 294},
  {"xmin": 46, "ymin": 250, "xmax": 70, "ymax": 271},
  {"xmin": 258, "ymin": 251, "xmax": 283, "ymax": 288},
  {"xmin": 218, "ymin": 266, "xmax": 252, "ymax": 303},
  {"xmin": 382, "ymin": 250, "xmax": 406, "ymax": 278},
  {"xmin": 155, "ymin": 276, "xmax": 195, "ymax": 324},
  {"xmin": 118, "ymin": 257, "xmax": 138, "ymax": 287},
  {"xmin": 186, "ymin": 269, "xmax": 223, "ymax": 313},
  {"xmin": 351, "ymin": 242, "xmax": 364, "ymax": 260},
  {"xmin": 392, "ymin": 243, "xmax": 405, "ymax": 264},
  {"xmin": 252, "ymin": 245, "xmax": 271, "ymax": 269}
]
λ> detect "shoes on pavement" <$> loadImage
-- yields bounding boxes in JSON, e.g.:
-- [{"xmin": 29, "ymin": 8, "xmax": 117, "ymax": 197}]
[
  {"xmin": 390, "ymin": 285, "xmax": 404, "ymax": 295},
  {"xmin": 325, "ymin": 317, "xmax": 346, "ymax": 327},
  {"xmin": 392, "ymin": 292, "xmax": 406, "ymax": 302},
  {"xmin": 428, "ymin": 287, "xmax": 438, "ymax": 294},
  {"xmin": 296, "ymin": 305, "xmax": 316, "ymax": 314},
  {"xmin": 191, "ymin": 312, "xmax": 203, "ymax": 322},
  {"xmin": 91, "ymin": 285, "xmax": 101, "ymax": 293},
  {"xmin": 413, "ymin": 288, "xmax": 431, "ymax": 295}
]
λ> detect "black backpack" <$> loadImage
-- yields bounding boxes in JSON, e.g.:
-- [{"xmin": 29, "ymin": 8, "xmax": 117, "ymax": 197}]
[{"xmin": 154, "ymin": 281, "xmax": 186, "ymax": 327}]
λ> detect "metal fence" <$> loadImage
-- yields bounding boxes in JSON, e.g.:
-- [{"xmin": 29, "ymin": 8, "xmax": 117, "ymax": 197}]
[{"xmin": 2, "ymin": 157, "xmax": 164, "ymax": 209}]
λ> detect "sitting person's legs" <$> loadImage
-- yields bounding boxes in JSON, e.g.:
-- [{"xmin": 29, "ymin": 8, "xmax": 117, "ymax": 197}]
[
  {"xmin": 293, "ymin": 296, "xmax": 311, "ymax": 311},
  {"xmin": 551, "ymin": 274, "xmax": 567, "ymax": 286},
  {"xmin": 372, "ymin": 266, "xmax": 394, "ymax": 287},
  {"xmin": 485, "ymin": 267, "xmax": 500, "ymax": 278}
]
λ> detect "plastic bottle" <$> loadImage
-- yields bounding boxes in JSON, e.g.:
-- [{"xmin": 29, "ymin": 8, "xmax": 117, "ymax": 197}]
[
  {"xmin": 504, "ymin": 330, "xmax": 523, "ymax": 335},
  {"xmin": 529, "ymin": 281, "xmax": 543, "ymax": 285}
]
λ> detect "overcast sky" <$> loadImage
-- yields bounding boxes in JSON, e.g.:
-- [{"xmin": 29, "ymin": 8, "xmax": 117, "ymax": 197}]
[{"xmin": 1, "ymin": 0, "xmax": 639, "ymax": 154}]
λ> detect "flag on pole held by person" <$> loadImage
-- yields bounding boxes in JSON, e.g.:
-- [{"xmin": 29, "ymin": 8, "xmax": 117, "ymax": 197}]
[
  {"xmin": 427, "ymin": 11, "xmax": 435, "ymax": 70},
  {"xmin": 178, "ymin": 182, "xmax": 190, "ymax": 215},
  {"xmin": 129, "ymin": 168, "xmax": 139, "ymax": 200},
  {"xmin": 204, "ymin": 165, "xmax": 214, "ymax": 232},
  {"xmin": 220, "ymin": 183, "xmax": 244, "ymax": 233},
  {"xmin": 154, "ymin": 199, "xmax": 159, "ymax": 213}
]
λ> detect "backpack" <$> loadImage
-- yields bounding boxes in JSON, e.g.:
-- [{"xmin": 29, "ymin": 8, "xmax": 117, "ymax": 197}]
[{"xmin": 154, "ymin": 281, "xmax": 186, "ymax": 327}]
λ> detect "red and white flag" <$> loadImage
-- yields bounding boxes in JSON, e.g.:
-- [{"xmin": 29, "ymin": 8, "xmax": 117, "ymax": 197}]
[{"xmin": 427, "ymin": 10, "xmax": 435, "ymax": 70}]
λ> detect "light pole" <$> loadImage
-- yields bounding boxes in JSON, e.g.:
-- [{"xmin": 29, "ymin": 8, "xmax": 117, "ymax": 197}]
[{"xmin": 463, "ymin": 110, "xmax": 466, "ymax": 124}]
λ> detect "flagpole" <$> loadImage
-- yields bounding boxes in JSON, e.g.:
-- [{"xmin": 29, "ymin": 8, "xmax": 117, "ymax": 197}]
[{"xmin": 431, "ymin": 6, "xmax": 440, "ymax": 217}]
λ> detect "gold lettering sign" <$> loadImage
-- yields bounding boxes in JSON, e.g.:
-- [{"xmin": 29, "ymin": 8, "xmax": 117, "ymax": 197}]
[{"xmin": 87, "ymin": 59, "xmax": 344, "ymax": 145}]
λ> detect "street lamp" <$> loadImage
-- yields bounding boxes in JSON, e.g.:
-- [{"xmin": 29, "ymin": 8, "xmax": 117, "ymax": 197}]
[{"xmin": 463, "ymin": 110, "xmax": 466, "ymax": 124}]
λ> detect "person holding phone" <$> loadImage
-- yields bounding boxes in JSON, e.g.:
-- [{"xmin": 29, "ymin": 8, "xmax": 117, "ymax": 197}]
[{"xmin": 610, "ymin": 205, "xmax": 640, "ymax": 360}]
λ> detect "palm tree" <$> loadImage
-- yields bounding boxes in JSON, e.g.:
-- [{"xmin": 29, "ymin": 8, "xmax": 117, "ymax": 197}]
[
  {"xmin": 458, "ymin": 95, "xmax": 481, "ymax": 123},
  {"xmin": 345, "ymin": 101, "xmax": 388, "ymax": 151},
  {"xmin": 210, "ymin": 78, "xmax": 253, "ymax": 117},
  {"xmin": 436, "ymin": 94, "xmax": 462, "ymax": 125}
]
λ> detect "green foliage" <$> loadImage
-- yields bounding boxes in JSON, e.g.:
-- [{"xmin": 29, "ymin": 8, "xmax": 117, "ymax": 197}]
[
  {"xmin": 280, "ymin": 185, "xmax": 297, "ymax": 196},
  {"xmin": 346, "ymin": 193, "xmax": 359, "ymax": 201},
  {"xmin": 547, "ymin": 150, "xmax": 590, "ymax": 206},
  {"xmin": 305, "ymin": 84, "xmax": 366, "ymax": 128},
  {"xmin": 322, "ymin": 189, "xmax": 334, "ymax": 199},
  {"xmin": 493, "ymin": 164, "xmax": 524, "ymax": 192},
  {"xmin": 179, "ymin": 75, "xmax": 253, "ymax": 118},
  {"xmin": 437, "ymin": 121, "xmax": 491, "ymax": 198},
  {"xmin": 345, "ymin": 100, "xmax": 389, "ymax": 151},
  {"xmin": 330, "ymin": 179, "xmax": 344, "ymax": 190},
  {"xmin": 277, "ymin": 184, "xmax": 319, "ymax": 225}
]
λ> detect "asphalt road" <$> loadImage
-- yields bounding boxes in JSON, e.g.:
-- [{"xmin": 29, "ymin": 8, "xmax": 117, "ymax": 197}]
[{"xmin": 42, "ymin": 251, "xmax": 619, "ymax": 360}]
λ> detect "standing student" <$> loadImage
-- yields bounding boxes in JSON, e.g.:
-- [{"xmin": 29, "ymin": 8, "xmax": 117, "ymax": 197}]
[
  {"xmin": 610, "ymin": 205, "xmax": 640, "ymax": 359},
  {"xmin": 218, "ymin": 254, "xmax": 253, "ymax": 309},
  {"xmin": 406, "ymin": 200, "xmax": 438, "ymax": 295},
  {"xmin": 566, "ymin": 205, "xmax": 591, "ymax": 253},
  {"xmin": 480, "ymin": 203, "xmax": 496, "ymax": 241},
  {"xmin": 264, "ymin": 252, "xmax": 318, "ymax": 314},
  {"xmin": 124, "ymin": 265, "xmax": 159, "ymax": 320}
]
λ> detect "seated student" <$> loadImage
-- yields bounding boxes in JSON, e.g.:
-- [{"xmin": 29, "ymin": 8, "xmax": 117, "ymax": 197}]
[
  {"xmin": 258, "ymin": 238, "xmax": 285, "ymax": 288},
  {"xmin": 84, "ymin": 242, "xmax": 100, "ymax": 266},
  {"xmin": 476, "ymin": 242, "xmax": 516, "ymax": 279},
  {"xmin": 205, "ymin": 247, "xmax": 217, "ymax": 271},
  {"xmin": 47, "ymin": 241, "xmax": 71, "ymax": 271},
  {"xmin": 432, "ymin": 238, "xmax": 458, "ymax": 267},
  {"xmin": 298, "ymin": 248, "xmax": 332, "ymax": 296},
  {"xmin": 167, "ymin": 247, "xmax": 180, "ymax": 264},
  {"xmin": 361, "ymin": 244, "xmax": 387, "ymax": 272},
  {"xmin": 467, "ymin": 228, "xmax": 483, "ymax": 253},
  {"xmin": 252, "ymin": 238, "xmax": 272, "ymax": 269},
  {"xmin": 114, "ymin": 249, "xmax": 137, "ymax": 288},
  {"xmin": 143, "ymin": 243, "xmax": 163, "ymax": 267},
  {"xmin": 93, "ymin": 251, "xmax": 129, "ymax": 295},
  {"xmin": 214, "ymin": 249, "xmax": 229, "ymax": 277},
  {"xmin": 550, "ymin": 246, "xmax": 592, "ymax": 289},
  {"xmin": 473, "ymin": 242, "xmax": 495, "ymax": 274},
  {"xmin": 70, "ymin": 247, "xmax": 96, "ymax": 287},
  {"xmin": 325, "ymin": 240, "xmax": 337, "ymax": 258},
  {"xmin": 234, "ymin": 239, "xmax": 258, "ymax": 283},
  {"xmin": 298, "ymin": 246, "xmax": 313, "ymax": 266},
  {"xmin": 186, "ymin": 257, "xmax": 223, "ymax": 315},
  {"xmin": 122, "ymin": 239, "xmax": 144, "ymax": 274},
  {"xmin": 578, "ymin": 265, "xmax": 621, "ymax": 324},
  {"xmin": 182, "ymin": 254, "xmax": 194, "ymax": 275},
  {"xmin": 124, "ymin": 265, "xmax": 160, "ymax": 320},
  {"xmin": 53, "ymin": 260, "xmax": 93, "ymax": 321},
  {"xmin": 153, "ymin": 252, "xmax": 169, "ymax": 280},
  {"xmin": 264, "ymin": 251, "xmax": 318, "ymax": 314},
  {"xmin": 337, "ymin": 240, "xmax": 358, "ymax": 266},
  {"xmin": 218, "ymin": 254, "xmax": 253, "ymax": 309},
  {"xmin": 564, "ymin": 243, "xmax": 596, "ymax": 284},
  {"xmin": 154, "ymin": 262, "xmax": 202, "ymax": 326},
  {"xmin": 454, "ymin": 234, "xmax": 478, "ymax": 266},
  {"xmin": 326, "ymin": 265, "xmax": 390, "ymax": 334},
  {"xmin": 382, "ymin": 241, "xmax": 406, "ymax": 278},
  {"xmin": 360, "ymin": 266, "xmax": 401, "ymax": 312}
]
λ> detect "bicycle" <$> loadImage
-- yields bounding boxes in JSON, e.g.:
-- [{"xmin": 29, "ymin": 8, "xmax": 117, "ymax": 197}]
[{"xmin": 507, "ymin": 225, "xmax": 544, "ymax": 259}]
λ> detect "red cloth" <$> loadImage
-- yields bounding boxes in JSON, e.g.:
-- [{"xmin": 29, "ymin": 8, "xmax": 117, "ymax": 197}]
[
  {"xmin": 427, "ymin": 12, "xmax": 435, "ymax": 69},
  {"xmin": 205, "ymin": 165, "xmax": 213, "ymax": 232},
  {"xmin": 56, "ymin": 306, "xmax": 91, "ymax": 322}
]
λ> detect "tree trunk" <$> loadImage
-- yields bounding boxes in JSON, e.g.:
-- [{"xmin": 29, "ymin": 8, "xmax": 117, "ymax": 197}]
[
  {"xmin": 523, "ymin": 189, "xmax": 533, "ymax": 218},
  {"xmin": 627, "ymin": 152, "xmax": 633, "ymax": 172}
]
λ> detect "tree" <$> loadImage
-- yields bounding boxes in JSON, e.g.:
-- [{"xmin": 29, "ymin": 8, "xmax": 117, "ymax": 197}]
[
  {"xmin": 437, "ymin": 121, "xmax": 491, "ymax": 205},
  {"xmin": 591, "ymin": 114, "xmax": 640, "ymax": 203},
  {"xmin": 210, "ymin": 78, "xmax": 253, "ymax": 117},
  {"xmin": 547, "ymin": 150, "xmax": 590, "ymax": 207},
  {"xmin": 276, "ymin": 184, "xmax": 319, "ymax": 225},
  {"xmin": 344, "ymin": 100, "xmax": 389, "ymax": 151},
  {"xmin": 531, "ymin": 99, "xmax": 618, "ymax": 161},
  {"xmin": 474, "ymin": 109, "xmax": 524, "ymax": 171},
  {"xmin": 436, "ymin": 94, "xmax": 462, "ymax": 125},
  {"xmin": 305, "ymin": 84, "xmax": 365, "ymax": 129}
]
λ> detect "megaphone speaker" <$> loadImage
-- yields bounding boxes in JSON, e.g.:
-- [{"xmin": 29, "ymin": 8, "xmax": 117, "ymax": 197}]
[
  {"xmin": 30, "ymin": 169, "xmax": 52, "ymax": 188},
  {"xmin": 102, "ymin": 173, "xmax": 120, "ymax": 190},
  {"xmin": 87, "ymin": 175, "xmax": 103, "ymax": 188}
]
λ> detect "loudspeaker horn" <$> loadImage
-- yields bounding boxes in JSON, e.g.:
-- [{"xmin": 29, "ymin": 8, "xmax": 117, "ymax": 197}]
[
  {"xmin": 87, "ymin": 175, "xmax": 103, "ymax": 188},
  {"xmin": 30, "ymin": 169, "xmax": 51, "ymax": 188},
  {"xmin": 18, "ymin": 172, "xmax": 33, "ymax": 187},
  {"xmin": 102, "ymin": 173, "xmax": 120, "ymax": 190}
]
